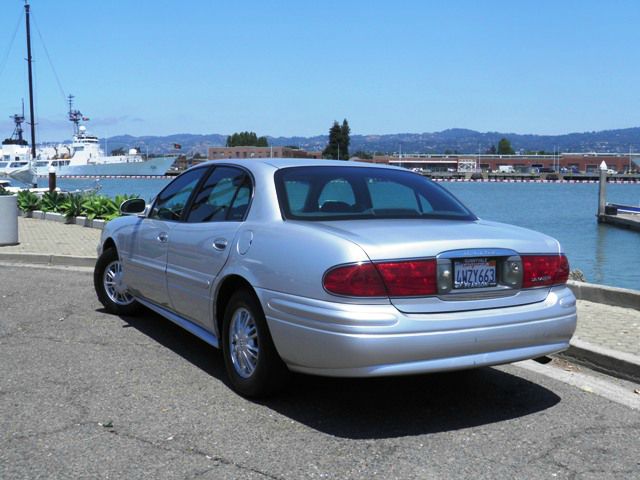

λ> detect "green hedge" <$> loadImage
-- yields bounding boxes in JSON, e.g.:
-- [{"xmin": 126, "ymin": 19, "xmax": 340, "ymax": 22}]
[{"xmin": 17, "ymin": 191, "xmax": 140, "ymax": 221}]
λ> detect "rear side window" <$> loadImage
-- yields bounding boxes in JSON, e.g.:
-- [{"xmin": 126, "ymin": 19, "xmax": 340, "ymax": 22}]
[{"xmin": 275, "ymin": 166, "xmax": 476, "ymax": 221}]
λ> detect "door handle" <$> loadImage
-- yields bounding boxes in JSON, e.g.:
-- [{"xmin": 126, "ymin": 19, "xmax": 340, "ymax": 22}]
[
  {"xmin": 213, "ymin": 238, "xmax": 228, "ymax": 250},
  {"xmin": 157, "ymin": 232, "xmax": 168, "ymax": 243}
]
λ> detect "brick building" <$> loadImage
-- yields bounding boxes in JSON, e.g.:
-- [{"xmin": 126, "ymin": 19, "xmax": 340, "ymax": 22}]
[{"xmin": 208, "ymin": 146, "xmax": 321, "ymax": 160}]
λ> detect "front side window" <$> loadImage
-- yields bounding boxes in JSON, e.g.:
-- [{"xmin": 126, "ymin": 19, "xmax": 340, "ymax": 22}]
[
  {"xmin": 275, "ymin": 166, "xmax": 476, "ymax": 221},
  {"xmin": 186, "ymin": 167, "xmax": 252, "ymax": 223},
  {"xmin": 150, "ymin": 167, "xmax": 208, "ymax": 221}
]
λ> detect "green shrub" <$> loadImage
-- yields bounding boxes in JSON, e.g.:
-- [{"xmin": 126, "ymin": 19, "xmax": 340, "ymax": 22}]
[
  {"xmin": 40, "ymin": 191, "xmax": 66, "ymax": 212},
  {"xmin": 61, "ymin": 193, "xmax": 85, "ymax": 220},
  {"xmin": 17, "ymin": 190, "xmax": 40, "ymax": 212},
  {"xmin": 0, "ymin": 185, "xmax": 13, "ymax": 196},
  {"xmin": 83, "ymin": 195, "xmax": 118, "ymax": 220}
]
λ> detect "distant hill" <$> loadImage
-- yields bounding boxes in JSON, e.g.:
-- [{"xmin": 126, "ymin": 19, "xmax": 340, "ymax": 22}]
[{"xmin": 102, "ymin": 127, "xmax": 640, "ymax": 156}]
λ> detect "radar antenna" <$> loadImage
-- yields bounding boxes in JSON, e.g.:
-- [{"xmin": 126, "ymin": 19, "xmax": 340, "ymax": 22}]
[
  {"xmin": 3, "ymin": 100, "xmax": 27, "ymax": 146},
  {"xmin": 67, "ymin": 94, "xmax": 86, "ymax": 135},
  {"xmin": 10, "ymin": 99, "xmax": 26, "ymax": 143}
]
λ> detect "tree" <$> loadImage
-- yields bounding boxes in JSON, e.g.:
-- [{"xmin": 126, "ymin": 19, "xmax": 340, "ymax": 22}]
[
  {"xmin": 226, "ymin": 131, "xmax": 268, "ymax": 147},
  {"xmin": 322, "ymin": 121, "xmax": 342, "ymax": 159},
  {"xmin": 497, "ymin": 138, "xmax": 515, "ymax": 155},
  {"xmin": 486, "ymin": 145, "xmax": 497, "ymax": 155},
  {"xmin": 111, "ymin": 147, "xmax": 126, "ymax": 156},
  {"xmin": 322, "ymin": 119, "xmax": 350, "ymax": 160},
  {"xmin": 339, "ymin": 119, "xmax": 350, "ymax": 160}
]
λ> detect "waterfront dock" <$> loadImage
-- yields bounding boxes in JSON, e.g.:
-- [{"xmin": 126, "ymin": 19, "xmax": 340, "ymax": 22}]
[
  {"xmin": 596, "ymin": 163, "xmax": 640, "ymax": 232},
  {"xmin": 1, "ymin": 216, "xmax": 639, "ymax": 383},
  {"xmin": 598, "ymin": 212, "xmax": 640, "ymax": 232}
]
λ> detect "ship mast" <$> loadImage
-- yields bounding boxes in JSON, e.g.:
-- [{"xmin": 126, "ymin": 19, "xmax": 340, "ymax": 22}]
[
  {"xmin": 67, "ymin": 95, "xmax": 83, "ymax": 136},
  {"xmin": 24, "ymin": 0, "xmax": 36, "ymax": 161},
  {"xmin": 10, "ymin": 108, "xmax": 25, "ymax": 144}
]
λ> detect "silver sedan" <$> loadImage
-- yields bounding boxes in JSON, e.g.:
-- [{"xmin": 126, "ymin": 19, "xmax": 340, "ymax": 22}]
[{"xmin": 94, "ymin": 159, "xmax": 577, "ymax": 397}]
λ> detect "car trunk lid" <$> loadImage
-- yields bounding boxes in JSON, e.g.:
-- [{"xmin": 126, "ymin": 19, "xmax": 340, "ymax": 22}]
[{"xmin": 310, "ymin": 218, "xmax": 559, "ymax": 313}]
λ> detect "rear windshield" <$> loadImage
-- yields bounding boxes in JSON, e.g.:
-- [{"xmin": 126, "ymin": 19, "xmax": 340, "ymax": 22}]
[{"xmin": 275, "ymin": 166, "xmax": 477, "ymax": 221}]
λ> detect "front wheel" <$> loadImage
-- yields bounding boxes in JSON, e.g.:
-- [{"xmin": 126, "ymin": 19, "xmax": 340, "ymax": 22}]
[
  {"xmin": 222, "ymin": 289, "xmax": 289, "ymax": 397},
  {"xmin": 94, "ymin": 247, "xmax": 141, "ymax": 316}
]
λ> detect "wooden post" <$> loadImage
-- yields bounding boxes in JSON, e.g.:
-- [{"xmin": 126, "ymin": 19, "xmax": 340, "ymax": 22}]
[
  {"xmin": 597, "ymin": 161, "xmax": 607, "ymax": 218},
  {"xmin": 48, "ymin": 167, "xmax": 56, "ymax": 193}
]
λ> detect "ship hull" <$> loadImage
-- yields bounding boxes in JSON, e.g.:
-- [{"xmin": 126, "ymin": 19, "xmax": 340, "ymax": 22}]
[{"xmin": 34, "ymin": 156, "xmax": 177, "ymax": 177}]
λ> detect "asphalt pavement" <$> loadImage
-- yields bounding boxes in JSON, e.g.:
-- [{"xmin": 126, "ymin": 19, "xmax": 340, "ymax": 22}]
[{"xmin": 1, "ymin": 265, "xmax": 639, "ymax": 479}]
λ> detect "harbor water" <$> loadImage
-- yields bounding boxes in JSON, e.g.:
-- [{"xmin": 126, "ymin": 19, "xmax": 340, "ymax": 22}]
[{"xmin": 43, "ymin": 177, "xmax": 639, "ymax": 290}]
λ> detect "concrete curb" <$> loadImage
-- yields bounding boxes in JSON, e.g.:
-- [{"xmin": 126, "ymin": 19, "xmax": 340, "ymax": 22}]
[
  {"xmin": 24, "ymin": 212, "xmax": 106, "ymax": 230},
  {"xmin": 568, "ymin": 280, "xmax": 640, "ymax": 311},
  {"xmin": 0, "ymin": 252, "xmax": 96, "ymax": 268},
  {"xmin": 560, "ymin": 338, "xmax": 640, "ymax": 384}
]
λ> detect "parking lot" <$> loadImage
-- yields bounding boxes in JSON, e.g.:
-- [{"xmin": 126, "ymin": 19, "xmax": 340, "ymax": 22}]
[{"xmin": 1, "ymin": 264, "xmax": 639, "ymax": 479}]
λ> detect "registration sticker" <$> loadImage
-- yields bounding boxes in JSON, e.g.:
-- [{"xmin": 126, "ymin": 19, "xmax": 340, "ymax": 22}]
[{"xmin": 453, "ymin": 258, "xmax": 497, "ymax": 289}]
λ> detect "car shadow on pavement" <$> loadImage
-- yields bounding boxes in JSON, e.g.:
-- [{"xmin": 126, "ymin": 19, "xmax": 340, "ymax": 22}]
[
  {"xmin": 269, "ymin": 368, "xmax": 560, "ymax": 439},
  {"xmin": 117, "ymin": 309, "xmax": 561, "ymax": 440},
  {"xmin": 115, "ymin": 309, "xmax": 228, "ymax": 379}
]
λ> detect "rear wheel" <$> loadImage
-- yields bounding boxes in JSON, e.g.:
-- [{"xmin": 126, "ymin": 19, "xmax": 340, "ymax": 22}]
[
  {"xmin": 222, "ymin": 289, "xmax": 289, "ymax": 397},
  {"xmin": 94, "ymin": 247, "xmax": 141, "ymax": 316}
]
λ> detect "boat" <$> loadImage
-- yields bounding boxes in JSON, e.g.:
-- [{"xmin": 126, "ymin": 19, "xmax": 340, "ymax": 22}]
[
  {"xmin": 0, "ymin": 112, "xmax": 30, "ymax": 177},
  {"xmin": 608, "ymin": 203, "xmax": 640, "ymax": 214},
  {"xmin": 8, "ymin": 2, "xmax": 177, "ymax": 181},
  {"xmin": 32, "ymin": 97, "xmax": 177, "ymax": 178}
]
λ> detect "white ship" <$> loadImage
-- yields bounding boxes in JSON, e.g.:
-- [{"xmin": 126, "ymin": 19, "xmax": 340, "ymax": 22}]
[
  {"xmin": 32, "ymin": 97, "xmax": 177, "ymax": 177},
  {"xmin": 0, "ymin": 113, "xmax": 30, "ymax": 177},
  {"xmin": 6, "ymin": 1, "xmax": 177, "ymax": 181}
]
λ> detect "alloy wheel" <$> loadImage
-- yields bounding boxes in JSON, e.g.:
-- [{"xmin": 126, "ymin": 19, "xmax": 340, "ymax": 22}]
[
  {"xmin": 103, "ymin": 260, "xmax": 135, "ymax": 306},
  {"xmin": 229, "ymin": 307, "xmax": 259, "ymax": 378}
]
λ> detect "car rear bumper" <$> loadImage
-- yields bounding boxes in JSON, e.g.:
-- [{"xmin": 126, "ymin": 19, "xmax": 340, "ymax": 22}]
[{"xmin": 257, "ymin": 286, "xmax": 577, "ymax": 377}]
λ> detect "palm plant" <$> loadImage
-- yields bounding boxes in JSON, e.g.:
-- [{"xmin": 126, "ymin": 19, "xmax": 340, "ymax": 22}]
[
  {"xmin": 60, "ymin": 193, "xmax": 85, "ymax": 221},
  {"xmin": 17, "ymin": 190, "xmax": 40, "ymax": 216},
  {"xmin": 83, "ymin": 195, "xmax": 118, "ymax": 220},
  {"xmin": 40, "ymin": 191, "xmax": 66, "ymax": 213}
]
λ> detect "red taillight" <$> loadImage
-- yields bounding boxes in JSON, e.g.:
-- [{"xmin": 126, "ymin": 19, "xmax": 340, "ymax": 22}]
[
  {"xmin": 375, "ymin": 259, "xmax": 438, "ymax": 296},
  {"xmin": 323, "ymin": 259, "xmax": 437, "ymax": 297},
  {"xmin": 521, "ymin": 254, "xmax": 569, "ymax": 288},
  {"xmin": 323, "ymin": 263, "xmax": 387, "ymax": 297}
]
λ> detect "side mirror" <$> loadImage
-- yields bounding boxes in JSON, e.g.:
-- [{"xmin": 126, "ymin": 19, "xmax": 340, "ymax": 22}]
[{"xmin": 120, "ymin": 198, "xmax": 146, "ymax": 215}]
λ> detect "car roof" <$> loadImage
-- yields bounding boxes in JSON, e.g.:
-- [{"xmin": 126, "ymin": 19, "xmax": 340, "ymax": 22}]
[{"xmin": 194, "ymin": 157, "xmax": 404, "ymax": 171}]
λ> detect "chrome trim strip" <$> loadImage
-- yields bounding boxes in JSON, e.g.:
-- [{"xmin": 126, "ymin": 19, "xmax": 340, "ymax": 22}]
[
  {"xmin": 437, "ymin": 248, "xmax": 519, "ymax": 259},
  {"xmin": 135, "ymin": 297, "xmax": 220, "ymax": 348}
]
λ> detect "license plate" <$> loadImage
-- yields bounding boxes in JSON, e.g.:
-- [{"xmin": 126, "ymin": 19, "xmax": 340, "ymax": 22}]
[{"xmin": 453, "ymin": 258, "xmax": 497, "ymax": 289}]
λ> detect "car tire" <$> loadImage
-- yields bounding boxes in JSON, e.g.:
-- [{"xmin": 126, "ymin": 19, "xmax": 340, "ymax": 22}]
[
  {"xmin": 222, "ymin": 289, "xmax": 289, "ymax": 397},
  {"xmin": 94, "ymin": 247, "xmax": 141, "ymax": 316}
]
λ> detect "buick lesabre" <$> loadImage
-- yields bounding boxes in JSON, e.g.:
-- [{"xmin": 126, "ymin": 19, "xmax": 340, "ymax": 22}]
[{"xmin": 94, "ymin": 159, "xmax": 577, "ymax": 397}]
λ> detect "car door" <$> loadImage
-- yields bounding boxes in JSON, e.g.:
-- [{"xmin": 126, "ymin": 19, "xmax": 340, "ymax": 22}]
[
  {"xmin": 123, "ymin": 167, "xmax": 209, "ymax": 307},
  {"xmin": 166, "ymin": 166, "xmax": 252, "ymax": 327}
]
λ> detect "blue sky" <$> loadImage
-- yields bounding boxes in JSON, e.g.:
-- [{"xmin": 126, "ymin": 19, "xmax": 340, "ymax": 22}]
[{"xmin": 0, "ymin": 0, "xmax": 638, "ymax": 142}]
